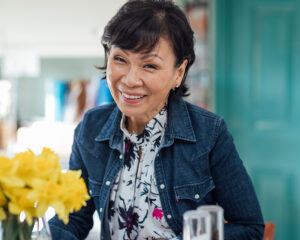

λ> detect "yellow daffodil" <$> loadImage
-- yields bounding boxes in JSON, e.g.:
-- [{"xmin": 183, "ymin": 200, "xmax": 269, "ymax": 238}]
[
  {"xmin": 50, "ymin": 171, "xmax": 90, "ymax": 224},
  {"xmin": 0, "ymin": 148, "xmax": 90, "ymax": 227},
  {"xmin": 13, "ymin": 150, "xmax": 36, "ymax": 186},
  {"xmin": 34, "ymin": 147, "xmax": 61, "ymax": 181},
  {"xmin": 61, "ymin": 171, "xmax": 90, "ymax": 212},
  {"xmin": 28, "ymin": 180, "xmax": 64, "ymax": 218},
  {"xmin": 0, "ymin": 155, "xmax": 24, "ymax": 187},
  {"xmin": 6, "ymin": 187, "xmax": 36, "ymax": 225}
]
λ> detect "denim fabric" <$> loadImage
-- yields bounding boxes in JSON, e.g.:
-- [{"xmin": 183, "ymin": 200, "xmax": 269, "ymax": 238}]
[{"xmin": 49, "ymin": 97, "xmax": 264, "ymax": 240}]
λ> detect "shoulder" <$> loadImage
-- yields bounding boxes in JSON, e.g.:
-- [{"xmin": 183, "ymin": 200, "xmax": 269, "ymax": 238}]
[
  {"xmin": 182, "ymin": 100, "xmax": 227, "ymax": 148},
  {"xmin": 83, "ymin": 102, "xmax": 116, "ymax": 124},
  {"xmin": 184, "ymin": 100, "xmax": 224, "ymax": 128},
  {"xmin": 74, "ymin": 103, "xmax": 117, "ymax": 140}
]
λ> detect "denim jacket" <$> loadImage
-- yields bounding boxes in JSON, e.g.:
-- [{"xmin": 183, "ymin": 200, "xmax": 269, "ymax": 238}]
[{"xmin": 49, "ymin": 97, "xmax": 264, "ymax": 240}]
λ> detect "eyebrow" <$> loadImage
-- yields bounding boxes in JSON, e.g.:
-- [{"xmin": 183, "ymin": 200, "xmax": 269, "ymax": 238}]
[
  {"xmin": 117, "ymin": 48, "xmax": 164, "ymax": 61},
  {"xmin": 140, "ymin": 53, "xmax": 163, "ymax": 61}
]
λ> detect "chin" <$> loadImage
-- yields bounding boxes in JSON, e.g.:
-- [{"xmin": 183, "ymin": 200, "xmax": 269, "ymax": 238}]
[
  {"xmin": 116, "ymin": 100, "xmax": 146, "ymax": 117},
  {"xmin": 120, "ymin": 108, "xmax": 143, "ymax": 118}
]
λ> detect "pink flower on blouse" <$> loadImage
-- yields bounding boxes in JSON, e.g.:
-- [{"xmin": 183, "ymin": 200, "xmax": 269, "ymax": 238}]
[{"xmin": 152, "ymin": 208, "xmax": 163, "ymax": 220}]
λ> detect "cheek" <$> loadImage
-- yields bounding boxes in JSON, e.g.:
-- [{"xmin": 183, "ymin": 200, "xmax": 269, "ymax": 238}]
[
  {"xmin": 106, "ymin": 64, "xmax": 113, "ymax": 79},
  {"xmin": 151, "ymin": 74, "xmax": 175, "ymax": 93},
  {"xmin": 106, "ymin": 65, "xmax": 119, "ymax": 88}
]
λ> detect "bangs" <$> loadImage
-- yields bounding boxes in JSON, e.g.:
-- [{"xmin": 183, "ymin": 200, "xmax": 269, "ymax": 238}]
[{"xmin": 108, "ymin": 13, "xmax": 167, "ymax": 53}]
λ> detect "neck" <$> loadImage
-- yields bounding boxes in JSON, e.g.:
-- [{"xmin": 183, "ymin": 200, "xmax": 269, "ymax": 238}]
[
  {"xmin": 125, "ymin": 117, "xmax": 147, "ymax": 135},
  {"xmin": 126, "ymin": 107, "xmax": 164, "ymax": 135},
  {"xmin": 125, "ymin": 101, "xmax": 167, "ymax": 134}
]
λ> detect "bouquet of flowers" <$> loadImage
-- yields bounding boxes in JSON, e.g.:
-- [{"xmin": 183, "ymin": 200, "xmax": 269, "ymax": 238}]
[{"xmin": 0, "ymin": 148, "xmax": 90, "ymax": 240}]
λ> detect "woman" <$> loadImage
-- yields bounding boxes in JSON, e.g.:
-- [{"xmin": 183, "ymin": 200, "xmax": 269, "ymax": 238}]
[{"xmin": 49, "ymin": 0, "xmax": 264, "ymax": 239}]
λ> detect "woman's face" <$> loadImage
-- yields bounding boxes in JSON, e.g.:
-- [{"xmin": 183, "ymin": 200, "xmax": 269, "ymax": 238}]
[{"xmin": 106, "ymin": 37, "xmax": 187, "ymax": 122}]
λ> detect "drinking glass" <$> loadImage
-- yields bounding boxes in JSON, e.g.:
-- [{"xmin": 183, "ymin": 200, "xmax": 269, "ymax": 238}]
[
  {"xmin": 197, "ymin": 205, "xmax": 224, "ymax": 240},
  {"xmin": 183, "ymin": 209, "xmax": 211, "ymax": 240}
]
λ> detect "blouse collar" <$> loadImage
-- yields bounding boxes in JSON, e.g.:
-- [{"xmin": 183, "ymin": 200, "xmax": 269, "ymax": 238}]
[{"xmin": 120, "ymin": 104, "xmax": 168, "ymax": 145}]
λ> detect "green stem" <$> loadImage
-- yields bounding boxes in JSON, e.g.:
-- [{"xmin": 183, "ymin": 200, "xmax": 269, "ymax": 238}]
[{"xmin": 1, "ymin": 213, "xmax": 34, "ymax": 240}]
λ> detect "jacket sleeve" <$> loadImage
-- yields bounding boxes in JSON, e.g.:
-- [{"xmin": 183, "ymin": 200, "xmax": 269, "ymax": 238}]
[
  {"xmin": 210, "ymin": 118, "xmax": 265, "ymax": 240},
  {"xmin": 49, "ymin": 124, "xmax": 95, "ymax": 240}
]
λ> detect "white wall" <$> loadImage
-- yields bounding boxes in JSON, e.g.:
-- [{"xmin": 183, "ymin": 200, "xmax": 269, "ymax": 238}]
[{"xmin": 0, "ymin": 0, "xmax": 126, "ymax": 57}]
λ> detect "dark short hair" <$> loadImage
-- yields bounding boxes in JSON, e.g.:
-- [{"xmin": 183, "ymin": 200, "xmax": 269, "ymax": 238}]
[{"xmin": 100, "ymin": 0, "xmax": 195, "ymax": 98}]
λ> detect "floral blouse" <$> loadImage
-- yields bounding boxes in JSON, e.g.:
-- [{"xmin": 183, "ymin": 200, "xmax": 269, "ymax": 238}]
[{"xmin": 108, "ymin": 106, "xmax": 178, "ymax": 240}]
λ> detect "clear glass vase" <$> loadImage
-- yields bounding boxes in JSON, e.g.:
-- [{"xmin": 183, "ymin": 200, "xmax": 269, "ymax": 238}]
[
  {"xmin": 31, "ymin": 216, "xmax": 52, "ymax": 240},
  {"xmin": 0, "ymin": 213, "xmax": 52, "ymax": 240}
]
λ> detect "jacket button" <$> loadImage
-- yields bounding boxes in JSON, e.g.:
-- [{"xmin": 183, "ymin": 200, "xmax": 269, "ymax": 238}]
[
  {"xmin": 99, "ymin": 208, "xmax": 103, "ymax": 213},
  {"xmin": 89, "ymin": 190, "xmax": 92, "ymax": 195},
  {"xmin": 157, "ymin": 153, "xmax": 160, "ymax": 157},
  {"xmin": 167, "ymin": 214, "xmax": 172, "ymax": 219},
  {"xmin": 106, "ymin": 181, "xmax": 111, "ymax": 186},
  {"xmin": 119, "ymin": 154, "xmax": 122, "ymax": 159},
  {"xmin": 160, "ymin": 184, "xmax": 165, "ymax": 189},
  {"xmin": 194, "ymin": 194, "xmax": 200, "ymax": 199}
]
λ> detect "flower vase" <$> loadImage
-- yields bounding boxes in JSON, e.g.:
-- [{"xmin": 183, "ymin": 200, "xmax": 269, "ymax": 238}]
[
  {"xmin": 0, "ymin": 213, "xmax": 52, "ymax": 240},
  {"xmin": 31, "ymin": 216, "xmax": 52, "ymax": 240}
]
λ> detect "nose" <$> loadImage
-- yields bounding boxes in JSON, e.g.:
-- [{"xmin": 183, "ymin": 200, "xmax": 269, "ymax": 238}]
[{"xmin": 122, "ymin": 66, "xmax": 143, "ymax": 87}]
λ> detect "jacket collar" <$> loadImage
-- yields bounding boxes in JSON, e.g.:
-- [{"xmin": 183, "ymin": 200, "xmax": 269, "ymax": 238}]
[
  {"xmin": 94, "ymin": 105, "xmax": 123, "ymax": 151},
  {"xmin": 95, "ymin": 97, "xmax": 196, "ymax": 149},
  {"xmin": 163, "ymin": 97, "xmax": 196, "ymax": 146}
]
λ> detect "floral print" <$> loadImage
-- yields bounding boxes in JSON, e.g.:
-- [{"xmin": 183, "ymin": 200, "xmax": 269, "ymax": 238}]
[
  {"xmin": 124, "ymin": 139, "xmax": 135, "ymax": 170},
  {"xmin": 117, "ymin": 196, "xmax": 147, "ymax": 239},
  {"xmin": 109, "ymin": 105, "xmax": 178, "ymax": 239},
  {"xmin": 152, "ymin": 208, "xmax": 163, "ymax": 220}
]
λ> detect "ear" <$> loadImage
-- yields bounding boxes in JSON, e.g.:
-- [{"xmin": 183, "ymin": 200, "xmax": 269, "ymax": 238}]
[{"xmin": 174, "ymin": 59, "xmax": 188, "ymax": 87}]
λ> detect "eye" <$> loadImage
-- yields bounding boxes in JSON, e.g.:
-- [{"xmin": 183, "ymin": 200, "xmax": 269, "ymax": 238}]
[
  {"xmin": 114, "ymin": 56, "xmax": 126, "ymax": 63},
  {"xmin": 144, "ymin": 64, "xmax": 157, "ymax": 70}
]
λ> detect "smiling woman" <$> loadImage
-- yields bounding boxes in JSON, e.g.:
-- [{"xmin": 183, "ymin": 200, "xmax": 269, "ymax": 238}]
[
  {"xmin": 106, "ymin": 39, "xmax": 187, "ymax": 134},
  {"xmin": 48, "ymin": 0, "xmax": 264, "ymax": 239}
]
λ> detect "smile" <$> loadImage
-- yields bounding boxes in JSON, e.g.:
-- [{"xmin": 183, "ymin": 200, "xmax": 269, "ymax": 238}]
[
  {"xmin": 120, "ymin": 91, "xmax": 146, "ymax": 104},
  {"xmin": 122, "ymin": 93, "xmax": 145, "ymax": 99}
]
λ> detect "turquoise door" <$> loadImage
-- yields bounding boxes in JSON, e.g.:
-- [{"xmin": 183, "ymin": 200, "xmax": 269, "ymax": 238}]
[{"xmin": 215, "ymin": 0, "xmax": 300, "ymax": 239}]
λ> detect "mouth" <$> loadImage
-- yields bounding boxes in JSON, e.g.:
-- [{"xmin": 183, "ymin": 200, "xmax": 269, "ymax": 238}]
[
  {"xmin": 122, "ymin": 92, "xmax": 145, "ymax": 99},
  {"xmin": 120, "ymin": 91, "xmax": 146, "ymax": 103}
]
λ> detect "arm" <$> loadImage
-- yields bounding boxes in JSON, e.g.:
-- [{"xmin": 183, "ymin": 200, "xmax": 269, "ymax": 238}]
[
  {"xmin": 49, "ymin": 125, "xmax": 95, "ymax": 240},
  {"xmin": 210, "ymin": 119, "xmax": 264, "ymax": 240}
]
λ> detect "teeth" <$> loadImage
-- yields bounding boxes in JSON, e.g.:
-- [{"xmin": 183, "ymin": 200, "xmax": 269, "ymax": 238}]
[{"xmin": 123, "ymin": 93, "xmax": 144, "ymax": 99}]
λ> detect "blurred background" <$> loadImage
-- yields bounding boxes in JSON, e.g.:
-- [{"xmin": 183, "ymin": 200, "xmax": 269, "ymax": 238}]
[{"xmin": 0, "ymin": 0, "xmax": 299, "ymax": 239}]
